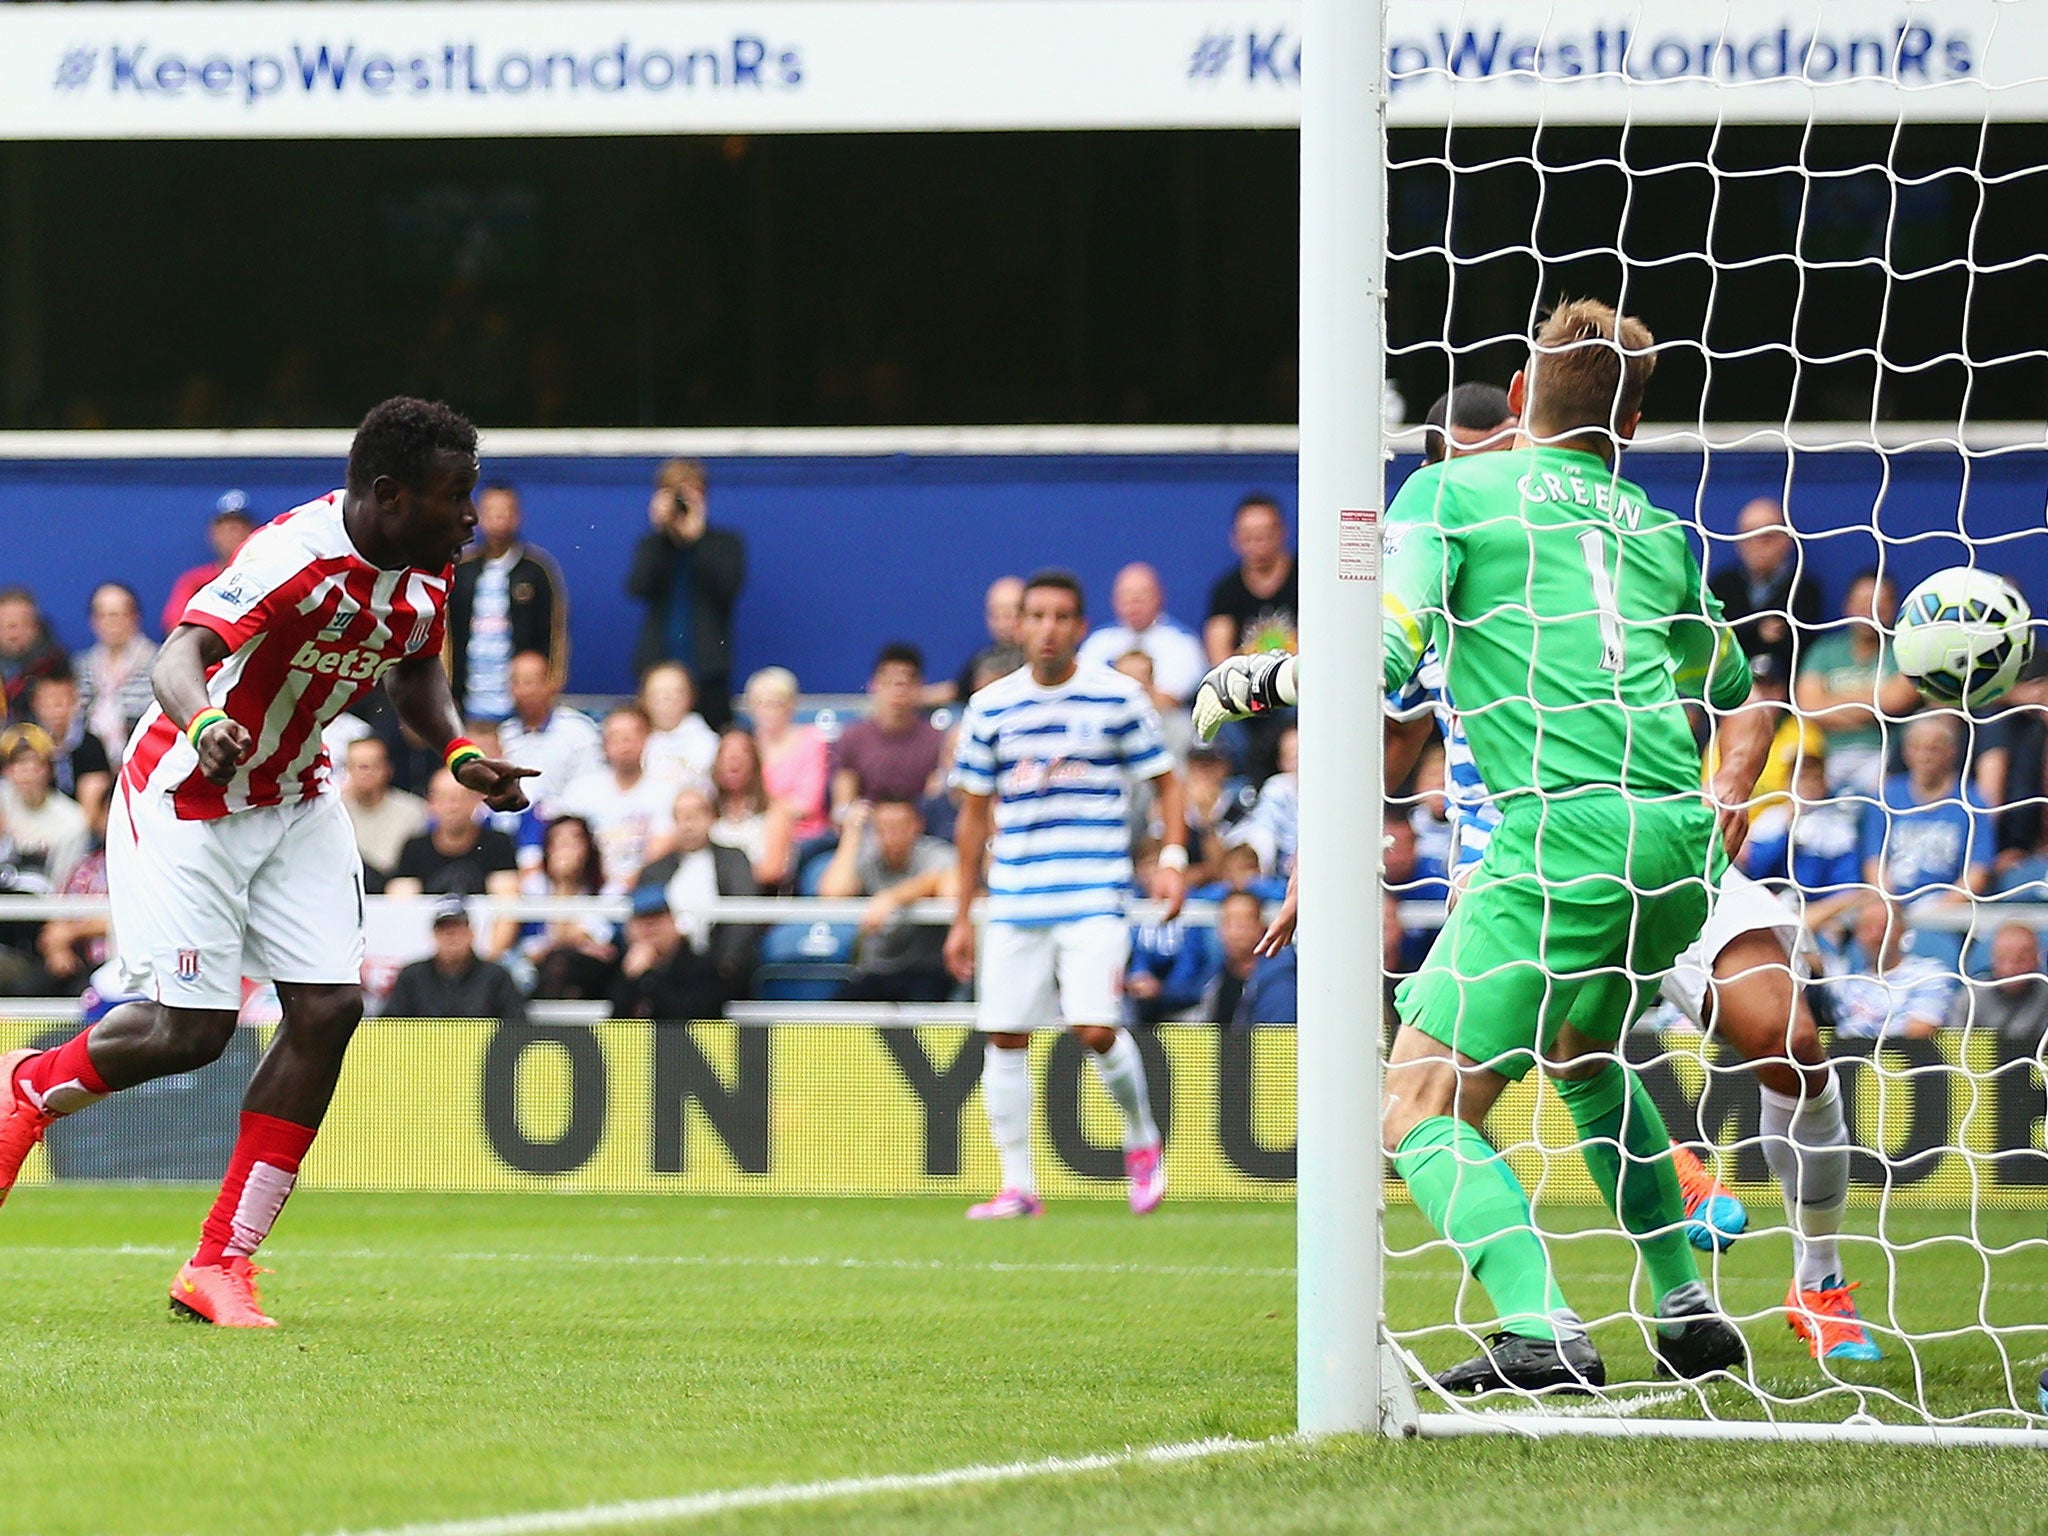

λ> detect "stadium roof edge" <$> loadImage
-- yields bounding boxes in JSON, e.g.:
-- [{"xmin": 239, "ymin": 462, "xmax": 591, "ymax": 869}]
[{"xmin": 0, "ymin": 423, "xmax": 2040, "ymax": 460}]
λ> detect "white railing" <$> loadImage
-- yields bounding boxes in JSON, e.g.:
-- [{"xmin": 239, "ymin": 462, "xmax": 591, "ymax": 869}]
[{"xmin": 0, "ymin": 892, "xmax": 2033, "ymax": 930}]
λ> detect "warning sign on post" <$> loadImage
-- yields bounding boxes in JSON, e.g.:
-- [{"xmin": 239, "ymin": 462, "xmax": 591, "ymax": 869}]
[{"xmin": 1338, "ymin": 508, "xmax": 1379, "ymax": 582}]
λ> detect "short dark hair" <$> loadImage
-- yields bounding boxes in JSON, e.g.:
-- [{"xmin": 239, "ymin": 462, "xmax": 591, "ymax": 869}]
[
  {"xmin": 1422, "ymin": 383, "xmax": 1515, "ymax": 465},
  {"xmin": 1219, "ymin": 888, "xmax": 1265, "ymax": 919},
  {"xmin": 605, "ymin": 702, "xmax": 653, "ymax": 730},
  {"xmin": 479, "ymin": 481, "xmax": 519, "ymax": 501},
  {"xmin": 1021, "ymin": 569, "xmax": 1085, "ymax": 616},
  {"xmin": 346, "ymin": 397, "xmax": 478, "ymax": 495},
  {"xmin": 872, "ymin": 642, "xmax": 925, "ymax": 677},
  {"xmin": 1235, "ymin": 493, "xmax": 1283, "ymax": 522},
  {"xmin": 870, "ymin": 795, "xmax": 922, "ymax": 817}
]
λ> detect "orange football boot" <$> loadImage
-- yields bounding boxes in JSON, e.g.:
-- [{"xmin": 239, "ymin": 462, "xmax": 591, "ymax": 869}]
[
  {"xmin": 1787, "ymin": 1276, "xmax": 1883, "ymax": 1361},
  {"xmin": 0, "ymin": 1049, "xmax": 57, "ymax": 1208},
  {"xmin": 1671, "ymin": 1142, "xmax": 1747, "ymax": 1252},
  {"xmin": 169, "ymin": 1256, "xmax": 279, "ymax": 1328}
]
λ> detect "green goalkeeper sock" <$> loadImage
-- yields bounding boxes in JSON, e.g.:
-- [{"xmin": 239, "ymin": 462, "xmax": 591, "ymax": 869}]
[
  {"xmin": 1393, "ymin": 1115, "xmax": 1572, "ymax": 1341},
  {"xmin": 1554, "ymin": 1061, "xmax": 1699, "ymax": 1303}
]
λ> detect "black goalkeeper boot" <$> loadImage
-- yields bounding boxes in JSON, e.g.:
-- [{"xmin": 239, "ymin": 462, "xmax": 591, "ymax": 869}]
[
  {"xmin": 1435, "ymin": 1330, "xmax": 1606, "ymax": 1395},
  {"xmin": 1651, "ymin": 1293, "xmax": 1749, "ymax": 1379}
]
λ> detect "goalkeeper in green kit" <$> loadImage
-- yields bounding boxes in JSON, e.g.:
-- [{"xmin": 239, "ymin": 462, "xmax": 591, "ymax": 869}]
[{"xmin": 1199, "ymin": 299, "xmax": 1751, "ymax": 1393}]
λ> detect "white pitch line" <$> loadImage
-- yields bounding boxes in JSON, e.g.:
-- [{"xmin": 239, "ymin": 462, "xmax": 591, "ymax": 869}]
[
  {"xmin": 0, "ymin": 1245, "xmax": 1296, "ymax": 1281},
  {"xmin": 330, "ymin": 1435, "xmax": 1284, "ymax": 1536},
  {"xmin": 1481, "ymin": 1390, "xmax": 1687, "ymax": 1420}
]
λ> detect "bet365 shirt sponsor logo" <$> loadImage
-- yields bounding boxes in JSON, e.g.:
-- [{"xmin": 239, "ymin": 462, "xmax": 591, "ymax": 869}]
[{"xmin": 290, "ymin": 640, "xmax": 401, "ymax": 684}]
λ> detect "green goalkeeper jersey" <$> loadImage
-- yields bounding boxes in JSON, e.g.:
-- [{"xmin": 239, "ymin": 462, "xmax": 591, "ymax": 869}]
[{"xmin": 1381, "ymin": 444, "xmax": 1751, "ymax": 802}]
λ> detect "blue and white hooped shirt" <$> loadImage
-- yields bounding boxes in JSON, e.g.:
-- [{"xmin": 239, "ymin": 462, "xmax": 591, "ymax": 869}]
[
  {"xmin": 951, "ymin": 663, "xmax": 1173, "ymax": 927},
  {"xmin": 1388, "ymin": 642, "xmax": 1502, "ymax": 875}
]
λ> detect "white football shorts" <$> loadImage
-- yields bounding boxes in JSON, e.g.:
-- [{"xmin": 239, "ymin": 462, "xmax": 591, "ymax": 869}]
[
  {"xmin": 108, "ymin": 783, "xmax": 367, "ymax": 1011},
  {"xmin": 978, "ymin": 914, "xmax": 1129, "ymax": 1031},
  {"xmin": 1659, "ymin": 866, "xmax": 1811, "ymax": 1028}
]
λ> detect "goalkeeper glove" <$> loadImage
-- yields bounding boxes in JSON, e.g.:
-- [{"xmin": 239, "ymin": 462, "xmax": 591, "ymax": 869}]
[{"xmin": 1193, "ymin": 653, "xmax": 1298, "ymax": 741}]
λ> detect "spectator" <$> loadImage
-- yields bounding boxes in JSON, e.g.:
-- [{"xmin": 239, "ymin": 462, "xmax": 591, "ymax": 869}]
[
  {"xmin": 640, "ymin": 661, "xmax": 719, "ymax": 789},
  {"xmin": 1204, "ymin": 493, "xmax": 1298, "ymax": 666},
  {"xmin": 930, "ymin": 576, "xmax": 1024, "ymax": 708},
  {"xmin": 1112, "ymin": 650, "xmax": 1194, "ymax": 765},
  {"xmin": 27, "ymin": 674, "xmax": 111, "ymax": 832},
  {"xmin": 1235, "ymin": 725, "xmax": 1300, "ymax": 878},
  {"xmin": 832, "ymin": 643, "xmax": 946, "ymax": 818},
  {"xmin": 1203, "ymin": 889, "xmax": 1298, "ymax": 1027},
  {"xmin": 1125, "ymin": 840, "xmax": 1220, "ymax": 1024},
  {"xmin": 1078, "ymin": 563, "xmax": 1209, "ymax": 704},
  {"xmin": 381, "ymin": 896, "xmax": 528, "ymax": 1024},
  {"xmin": 36, "ymin": 841, "xmax": 110, "ymax": 997},
  {"xmin": 387, "ymin": 770, "xmax": 522, "ymax": 907},
  {"xmin": 632, "ymin": 785, "xmax": 760, "ymax": 1004},
  {"xmin": 609, "ymin": 885, "xmax": 730, "ymax": 1023},
  {"xmin": 1816, "ymin": 897, "xmax": 1955, "ymax": 1041},
  {"xmin": 0, "ymin": 725, "xmax": 87, "ymax": 890},
  {"xmin": 340, "ymin": 735, "xmax": 427, "ymax": 892},
  {"xmin": 1948, "ymin": 922, "xmax": 2048, "ymax": 1052},
  {"xmin": 816, "ymin": 796, "xmax": 958, "ymax": 1002},
  {"xmin": 1972, "ymin": 659, "xmax": 2048, "ymax": 893},
  {"xmin": 521, "ymin": 815, "xmax": 619, "ymax": 1003},
  {"xmin": 557, "ymin": 704, "xmax": 676, "ymax": 893},
  {"xmin": 446, "ymin": 482, "xmax": 568, "ymax": 722},
  {"xmin": 1183, "ymin": 742, "xmax": 1253, "ymax": 881},
  {"xmin": 707, "ymin": 727, "xmax": 794, "ymax": 890},
  {"xmin": 465, "ymin": 717, "xmax": 546, "ymax": 878},
  {"xmin": 0, "ymin": 588, "xmax": 67, "ymax": 725},
  {"xmin": 160, "ymin": 491, "xmax": 256, "ymax": 635},
  {"xmin": 1205, "ymin": 493, "xmax": 1298, "ymax": 783},
  {"xmin": 745, "ymin": 666, "xmax": 830, "ymax": 842},
  {"xmin": 74, "ymin": 582, "xmax": 156, "ymax": 760},
  {"xmin": 627, "ymin": 457, "xmax": 746, "ymax": 727},
  {"xmin": 1709, "ymin": 497, "xmax": 1824, "ymax": 676},
  {"xmin": 1744, "ymin": 753, "xmax": 1866, "ymax": 930},
  {"xmin": 0, "ymin": 725, "xmax": 88, "ymax": 993},
  {"xmin": 1796, "ymin": 569, "xmax": 1920, "ymax": 795},
  {"xmin": 497, "ymin": 650, "xmax": 602, "ymax": 815},
  {"xmin": 1861, "ymin": 715, "xmax": 1992, "ymax": 964}
]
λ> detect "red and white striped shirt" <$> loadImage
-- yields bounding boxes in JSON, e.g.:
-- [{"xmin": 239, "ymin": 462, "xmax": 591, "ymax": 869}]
[{"xmin": 123, "ymin": 492, "xmax": 450, "ymax": 821}]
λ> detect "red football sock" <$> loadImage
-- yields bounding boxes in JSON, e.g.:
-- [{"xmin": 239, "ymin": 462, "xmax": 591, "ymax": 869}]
[
  {"xmin": 193, "ymin": 1113, "xmax": 318, "ymax": 1268},
  {"xmin": 14, "ymin": 1029, "xmax": 112, "ymax": 1116}
]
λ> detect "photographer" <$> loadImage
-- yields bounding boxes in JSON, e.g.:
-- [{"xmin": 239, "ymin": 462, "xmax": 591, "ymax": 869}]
[{"xmin": 626, "ymin": 457, "xmax": 746, "ymax": 729}]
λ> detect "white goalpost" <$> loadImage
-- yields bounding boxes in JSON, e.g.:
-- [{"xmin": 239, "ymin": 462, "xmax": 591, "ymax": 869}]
[{"xmin": 1298, "ymin": 0, "xmax": 2048, "ymax": 1446}]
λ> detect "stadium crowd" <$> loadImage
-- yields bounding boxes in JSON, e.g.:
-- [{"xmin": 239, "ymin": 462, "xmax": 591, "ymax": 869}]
[{"xmin": 0, "ymin": 460, "xmax": 2043, "ymax": 1048}]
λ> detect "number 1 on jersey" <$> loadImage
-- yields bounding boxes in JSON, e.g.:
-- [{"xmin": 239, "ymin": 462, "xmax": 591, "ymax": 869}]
[{"xmin": 1576, "ymin": 528, "xmax": 1625, "ymax": 673}]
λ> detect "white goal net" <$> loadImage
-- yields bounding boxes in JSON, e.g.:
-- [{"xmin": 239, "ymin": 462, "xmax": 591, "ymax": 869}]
[{"xmin": 1356, "ymin": 0, "xmax": 2048, "ymax": 1443}]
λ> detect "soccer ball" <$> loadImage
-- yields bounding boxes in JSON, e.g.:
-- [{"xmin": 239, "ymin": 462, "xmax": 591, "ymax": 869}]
[{"xmin": 1892, "ymin": 567, "xmax": 2034, "ymax": 709}]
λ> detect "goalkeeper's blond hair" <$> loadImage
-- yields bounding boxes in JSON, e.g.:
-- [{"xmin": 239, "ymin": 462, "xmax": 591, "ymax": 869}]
[{"xmin": 1525, "ymin": 298, "xmax": 1656, "ymax": 443}]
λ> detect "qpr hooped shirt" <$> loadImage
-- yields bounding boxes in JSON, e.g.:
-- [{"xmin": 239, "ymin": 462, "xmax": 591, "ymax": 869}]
[
  {"xmin": 950, "ymin": 662, "xmax": 1172, "ymax": 927},
  {"xmin": 122, "ymin": 492, "xmax": 450, "ymax": 820}
]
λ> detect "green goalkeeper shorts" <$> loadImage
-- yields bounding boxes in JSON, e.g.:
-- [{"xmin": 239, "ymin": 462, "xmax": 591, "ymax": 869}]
[{"xmin": 1394, "ymin": 788, "xmax": 1723, "ymax": 1082}]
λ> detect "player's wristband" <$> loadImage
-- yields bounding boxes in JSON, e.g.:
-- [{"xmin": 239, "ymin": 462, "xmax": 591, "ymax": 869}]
[
  {"xmin": 443, "ymin": 737, "xmax": 486, "ymax": 776},
  {"xmin": 185, "ymin": 708, "xmax": 229, "ymax": 750},
  {"xmin": 1157, "ymin": 844, "xmax": 1189, "ymax": 873}
]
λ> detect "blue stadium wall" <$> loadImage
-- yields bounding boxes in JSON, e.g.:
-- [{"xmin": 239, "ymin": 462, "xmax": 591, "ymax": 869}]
[{"xmin": 5, "ymin": 447, "xmax": 2042, "ymax": 695}]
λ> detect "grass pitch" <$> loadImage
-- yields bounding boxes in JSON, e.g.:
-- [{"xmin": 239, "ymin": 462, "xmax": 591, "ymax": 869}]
[{"xmin": 0, "ymin": 1189, "xmax": 2042, "ymax": 1535}]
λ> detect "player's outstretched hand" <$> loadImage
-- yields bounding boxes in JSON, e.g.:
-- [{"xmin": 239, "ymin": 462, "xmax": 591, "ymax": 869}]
[
  {"xmin": 454, "ymin": 755, "xmax": 541, "ymax": 813},
  {"xmin": 194, "ymin": 719, "xmax": 256, "ymax": 784},
  {"xmin": 1192, "ymin": 653, "xmax": 1298, "ymax": 741},
  {"xmin": 943, "ymin": 916, "xmax": 977, "ymax": 984},
  {"xmin": 1149, "ymin": 862, "xmax": 1186, "ymax": 923},
  {"xmin": 1254, "ymin": 868, "xmax": 1299, "ymax": 956},
  {"xmin": 1706, "ymin": 764, "xmax": 1755, "ymax": 863}
]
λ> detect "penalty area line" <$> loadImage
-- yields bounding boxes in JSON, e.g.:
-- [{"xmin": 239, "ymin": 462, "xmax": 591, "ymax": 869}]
[{"xmin": 331, "ymin": 1436, "xmax": 1285, "ymax": 1536}]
